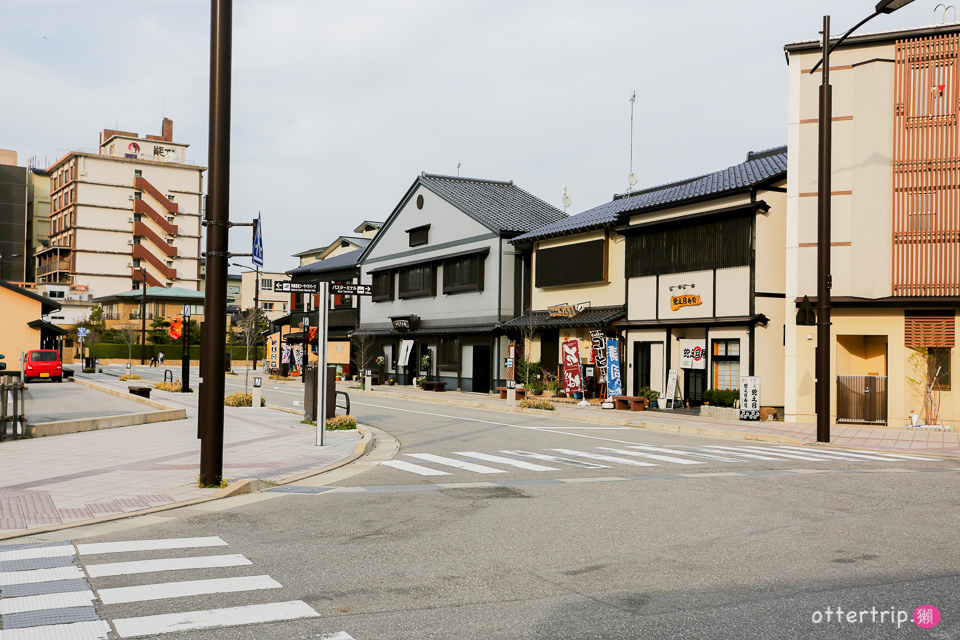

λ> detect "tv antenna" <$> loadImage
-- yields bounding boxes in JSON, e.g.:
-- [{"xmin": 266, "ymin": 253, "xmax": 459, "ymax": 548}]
[
  {"xmin": 561, "ymin": 184, "xmax": 572, "ymax": 212},
  {"xmin": 627, "ymin": 90, "xmax": 638, "ymax": 191}
]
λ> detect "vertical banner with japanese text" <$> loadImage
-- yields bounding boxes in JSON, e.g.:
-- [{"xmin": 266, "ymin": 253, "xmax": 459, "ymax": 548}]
[
  {"xmin": 605, "ymin": 338, "xmax": 623, "ymax": 397},
  {"xmin": 740, "ymin": 376, "xmax": 761, "ymax": 420},
  {"xmin": 561, "ymin": 339, "xmax": 582, "ymax": 394},
  {"xmin": 590, "ymin": 330, "xmax": 608, "ymax": 384}
]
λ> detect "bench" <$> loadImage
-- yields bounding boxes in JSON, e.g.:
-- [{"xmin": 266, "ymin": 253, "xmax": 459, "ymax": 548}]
[
  {"xmin": 613, "ymin": 395, "xmax": 649, "ymax": 411},
  {"xmin": 421, "ymin": 380, "xmax": 446, "ymax": 392},
  {"xmin": 497, "ymin": 386, "xmax": 527, "ymax": 400},
  {"xmin": 128, "ymin": 385, "xmax": 152, "ymax": 399}
]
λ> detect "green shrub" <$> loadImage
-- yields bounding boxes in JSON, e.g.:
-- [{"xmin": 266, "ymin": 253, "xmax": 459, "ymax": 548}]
[
  {"xmin": 638, "ymin": 386, "xmax": 660, "ymax": 401},
  {"xmin": 224, "ymin": 392, "xmax": 265, "ymax": 407},
  {"xmin": 83, "ymin": 368, "xmax": 96, "ymax": 373},
  {"xmin": 153, "ymin": 381, "xmax": 182, "ymax": 392},
  {"xmin": 702, "ymin": 388, "xmax": 738, "ymax": 407},
  {"xmin": 326, "ymin": 415, "xmax": 357, "ymax": 430},
  {"xmin": 119, "ymin": 374, "xmax": 141, "ymax": 381},
  {"xmin": 518, "ymin": 398, "xmax": 555, "ymax": 411}
]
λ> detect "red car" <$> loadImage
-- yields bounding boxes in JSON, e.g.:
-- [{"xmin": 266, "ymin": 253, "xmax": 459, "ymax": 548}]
[{"xmin": 24, "ymin": 350, "xmax": 63, "ymax": 383}]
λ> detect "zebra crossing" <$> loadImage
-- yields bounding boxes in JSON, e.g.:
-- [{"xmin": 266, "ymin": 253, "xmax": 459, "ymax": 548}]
[
  {"xmin": 376, "ymin": 444, "xmax": 941, "ymax": 478},
  {"xmin": 0, "ymin": 536, "xmax": 355, "ymax": 639}
]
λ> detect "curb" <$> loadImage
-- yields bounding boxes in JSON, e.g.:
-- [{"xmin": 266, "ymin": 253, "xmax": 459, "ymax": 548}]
[
  {"xmin": 27, "ymin": 409, "xmax": 187, "ymax": 437},
  {"xmin": 0, "ymin": 426, "xmax": 375, "ymax": 542},
  {"xmin": 73, "ymin": 377, "xmax": 184, "ymax": 411}
]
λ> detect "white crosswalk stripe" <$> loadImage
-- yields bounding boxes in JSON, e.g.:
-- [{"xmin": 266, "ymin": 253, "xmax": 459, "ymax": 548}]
[
  {"xmin": 371, "ymin": 443, "xmax": 942, "ymax": 478},
  {"xmin": 0, "ymin": 537, "xmax": 350, "ymax": 639}
]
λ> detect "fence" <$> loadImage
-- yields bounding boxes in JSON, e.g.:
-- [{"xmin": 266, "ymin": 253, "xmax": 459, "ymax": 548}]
[
  {"xmin": 0, "ymin": 376, "xmax": 25, "ymax": 441},
  {"xmin": 836, "ymin": 375, "xmax": 888, "ymax": 425}
]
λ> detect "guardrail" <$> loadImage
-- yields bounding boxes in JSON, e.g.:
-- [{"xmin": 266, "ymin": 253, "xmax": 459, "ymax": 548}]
[{"xmin": 0, "ymin": 376, "xmax": 26, "ymax": 441}]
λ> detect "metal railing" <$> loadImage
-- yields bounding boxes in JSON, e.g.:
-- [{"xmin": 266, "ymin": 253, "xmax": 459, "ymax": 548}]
[
  {"xmin": 0, "ymin": 376, "xmax": 26, "ymax": 441},
  {"xmin": 836, "ymin": 375, "xmax": 888, "ymax": 425}
]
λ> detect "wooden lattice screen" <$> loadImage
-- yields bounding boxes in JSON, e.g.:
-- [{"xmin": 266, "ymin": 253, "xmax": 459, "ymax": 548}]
[
  {"xmin": 892, "ymin": 33, "xmax": 960, "ymax": 296},
  {"xmin": 904, "ymin": 310, "xmax": 956, "ymax": 348}
]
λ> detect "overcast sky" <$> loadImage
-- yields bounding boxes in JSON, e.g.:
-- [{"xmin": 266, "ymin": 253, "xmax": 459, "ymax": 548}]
[{"xmin": 1, "ymin": 1, "xmax": 938, "ymax": 272}]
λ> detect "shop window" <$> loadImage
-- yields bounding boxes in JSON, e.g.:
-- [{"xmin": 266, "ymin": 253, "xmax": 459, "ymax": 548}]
[
  {"xmin": 535, "ymin": 239, "xmax": 605, "ymax": 287},
  {"xmin": 438, "ymin": 337, "xmax": 458, "ymax": 367},
  {"xmin": 443, "ymin": 254, "xmax": 485, "ymax": 294},
  {"xmin": 712, "ymin": 339, "xmax": 740, "ymax": 391},
  {"xmin": 927, "ymin": 347, "xmax": 952, "ymax": 390},
  {"xmin": 399, "ymin": 264, "xmax": 435, "ymax": 299},
  {"xmin": 626, "ymin": 213, "xmax": 752, "ymax": 278},
  {"xmin": 372, "ymin": 271, "xmax": 394, "ymax": 302}
]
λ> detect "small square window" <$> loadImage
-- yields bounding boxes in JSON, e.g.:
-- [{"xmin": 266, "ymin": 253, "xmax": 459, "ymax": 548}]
[
  {"xmin": 407, "ymin": 225, "xmax": 430, "ymax": 247},
  {"xmin": 134, "ymin": 169, "xmax": 142, "ymax": 178}
]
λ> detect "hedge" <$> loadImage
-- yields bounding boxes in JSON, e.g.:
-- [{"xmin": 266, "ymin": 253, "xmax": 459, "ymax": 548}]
[{"xmin": 83, "ymin": 344, "xmax": 264, "ymax": 361}]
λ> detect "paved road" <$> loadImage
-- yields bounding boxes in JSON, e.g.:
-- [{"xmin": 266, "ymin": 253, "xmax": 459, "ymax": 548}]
[{"xmin": 3, "ymin": 395, "xmax": 958, "ymax": 639}]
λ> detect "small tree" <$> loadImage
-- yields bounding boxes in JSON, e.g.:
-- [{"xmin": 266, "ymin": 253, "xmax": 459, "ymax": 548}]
[
  {"xmin": 149, "ymin": 316, "xmax": 171, "ymax": 345},
  {"xmin": 116, "ymin": 323, "xmax": 140, "ymax": 368},
  {"xmin": 907, "ymin": 345, "xmax": 948, "ymax": 426},
  {"xmin": 351, "ymin": 324, "xmax": 376, "ymax": 380},
  {"xmin": 237, "ymin": 307, "xmax": 269, "ymax": 393},
  {"xmin": 75, "ymin": 305, "xmax": 106, "ymax": 369},
  {"xmin": 512, "ymin": 312, "xmax": 542, "ymax": 387}
]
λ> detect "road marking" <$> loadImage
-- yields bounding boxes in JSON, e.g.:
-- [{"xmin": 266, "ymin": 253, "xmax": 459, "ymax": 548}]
[
  {"xmin": 98, "ymin": 575, "xmax": 282, "ymax": 605},
  {"xmin": 597, "ymin": 447, "xmax": 703, "ymax": 465},
  {"xmin": 501, "ymin": 450, "xmax": 610, "ymax": 469},
  {"xmin": 76, "ymin": 537, "xmax": 227, "ymax": 556},
  {"xmin": 379, "ymin": 461, "xmax": 451, "ymax": 476},
  {"xmin": 0, "ymin": 589, "xmax": 95, "ymax": 614},
  {"xmin": 0, "ymin": 545, "xmax": 74, "ymax": 563},
  {"xmin": 112, "ymin": 600, "xmax": 320, "ymax": 638},
  {"xmin": 626, "ymin": 444, "xmax": 740, "ymax": 462},
  {"xmin": 548, "ymin": 448, "xmax": 658, "ymax": 467},
  {"xmin": 85, "ymin": 554, "xmax": 251, "ymax": 578},
  {"xmin": 0, "ymin": 620, "xmax": 111, "ymax": 640},
  {"xmin": 703, "ymin": 445, "xmax": 829, "ymax": 461},
  {"xmin": 0, "ymin": 565, "xmax": 84, "ymax": 586},
  {"xmin": 405, "ymin": 453, "xmax": 508, "ymax": 474},
  {"xmin": 774, "ymin": 445, "xmax": 940, "ymax": 462},
  {"xmin": 700, "ymin": 446, "xmax": 782, "ymax": 461},
  {"xmin": 453, "ymin": 451, "xmax": 561, "ymax": 471}
]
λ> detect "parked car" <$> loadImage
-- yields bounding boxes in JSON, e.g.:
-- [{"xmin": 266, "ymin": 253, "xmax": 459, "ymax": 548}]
[{"xmin": 24, "ymin": 350, "xmax": 63, "ymax": 383}]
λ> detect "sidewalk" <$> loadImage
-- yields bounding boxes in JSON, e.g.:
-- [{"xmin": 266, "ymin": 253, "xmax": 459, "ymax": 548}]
[
  {"xmin": 344, "ymin": 382, "xmax": 960, "ymax": 457},
  {"xmin": 0, "ymin": 374, "xmax": 365, "ymax": 539}
]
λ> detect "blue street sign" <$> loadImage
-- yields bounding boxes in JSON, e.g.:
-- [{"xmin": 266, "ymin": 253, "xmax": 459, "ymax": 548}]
[
  {"xmin": 252, "ymin": 212, "xmax": 264, "ymax": 267},
  {"xmin": 77, "ymin": 327, "xmax": 88, "ymax": 339}
]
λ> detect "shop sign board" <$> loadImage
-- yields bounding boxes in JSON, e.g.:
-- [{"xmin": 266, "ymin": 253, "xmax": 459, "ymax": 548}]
[
  {"xmin": 548, "ymin": 302, "xmax": 589, "ymax": 318},
  {"xmin": 590, "ymin": 330, "xmax": 608, "ymax": 383},
  {"xmin": 740, "ymin": 376, "xmax": 761, "ymax": 421},
  {"xmin": 664, "ymin": 369, "xmax": 679, "ymax": 409},
  {"xmin": 670, "ymin": 294, "xmax": 702, "ymax": 311},
  {"xmin": 561, "ymin": 339, "xmax": 582, "ymax": 393},
  {"xmin": 679, "ymin": 340, "xmax": 706, "ymax": 370},
  {"xmin": 605, "ymin": 338, "xmax": 623, "ymax": 397},
  {"xmin": 274, "ymin": 281, "xmax": 318, "ymax": 293}
]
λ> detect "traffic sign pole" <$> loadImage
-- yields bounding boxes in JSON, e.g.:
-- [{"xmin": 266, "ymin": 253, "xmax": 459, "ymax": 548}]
[{"xmin": 316, "ymin": 282, "xmax": 329, "ymax": 446}]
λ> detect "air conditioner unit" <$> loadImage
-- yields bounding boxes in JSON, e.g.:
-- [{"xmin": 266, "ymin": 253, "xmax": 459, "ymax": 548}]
[
  {"xmin": 127, "ymin": 240, "xmax": 134, "ymax": 245},
  {"xmin": 128, "ymin": 218, "xmax": 134, "ymax": 223},
  {"xmin": 128, "ymin": 195, "xmax": 135, "ymax": 201}
]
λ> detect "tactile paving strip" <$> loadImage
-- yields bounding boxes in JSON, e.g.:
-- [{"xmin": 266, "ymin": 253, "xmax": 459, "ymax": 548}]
[
  {"xmin": 2, "ymin": 605, "xmax": 100, "ymax": 629},
  {"xmin": 0, "ymin": 578, "xmax": 91, "ymax": 599},
  {"xmin": 0, "ymin": 555, "xmax": 76, "ymax": 573}
]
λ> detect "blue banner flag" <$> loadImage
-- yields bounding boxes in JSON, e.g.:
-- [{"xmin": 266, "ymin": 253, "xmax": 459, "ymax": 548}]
[{"xmin": 252, "ymin": 212, "xmax": 264, "ymax": 267}]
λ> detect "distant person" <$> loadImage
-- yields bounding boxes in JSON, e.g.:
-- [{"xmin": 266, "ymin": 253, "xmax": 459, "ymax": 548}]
[
  {"xmin": 150, "ymin": 354, "xmax": 159, "ymax": 367},
  {"xmin": 158, "ymin": 351, "xmax": 165, "ymax": 366}
]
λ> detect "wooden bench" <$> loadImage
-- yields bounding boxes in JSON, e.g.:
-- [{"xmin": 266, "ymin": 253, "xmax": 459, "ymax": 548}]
[
  {"xmin": 613, "ymin": 395, "xmax": 649, "ymax": 411},
  {"xmin": 497, "ymin": 386, "xmax": 527, "ymax": 400},
  {"xmin": 128, "ymin": 385, "xmax": 152, "ymax": 399},
  {"xmin": 421, "ymin": 380, "xmax": 446, "ymax": 392}
]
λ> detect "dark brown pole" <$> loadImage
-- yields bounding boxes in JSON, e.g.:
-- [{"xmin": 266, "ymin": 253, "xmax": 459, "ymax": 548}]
[
  {"xmin": 816, "ymin": 15, "xmax": 832, "ymax": 443},
  {"xmin": 199, "ymin": 0, "xmax": 232, "ymax": 485},
  {"xmin": 140, "ymin": 269, "xmax": 147, "ymax": 365}
]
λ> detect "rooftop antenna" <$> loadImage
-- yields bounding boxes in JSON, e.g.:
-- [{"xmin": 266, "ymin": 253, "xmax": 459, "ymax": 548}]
[
  {"xmin": 934, "ymin": 4, "xmax": 957, "ymax": 22},
  {"xmin": 627, "ymin": 90, "xmax": 638, "ymax": 191},
  {"xmin": 457, "ymin": 161, "xmax": 461, "ymax": 177},
  {"xmin": 561, "ymin": 184, "xmax": 572, "ymax": 212}
]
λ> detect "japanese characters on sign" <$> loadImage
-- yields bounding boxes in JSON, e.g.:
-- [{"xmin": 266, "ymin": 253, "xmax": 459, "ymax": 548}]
[
  {"xmin": 740, "ymin": 376, "xmax": 761, "ymax": 421},
  {"xmin": 547, "ymin": 302, "xmax": 589, "ymax": 318},
  {"xmin": 679, "ymin": 340, "xmax": 706, "ymax": 370},
  {"xmin": 590, "ymin": 330, "xmax": 608, "ymax": 383},
  {"xmin": 274, "ymin": 281, "xmax": 318, "ymax": 293},
  {"xmin": 664, "ymin": 369, "xmax": 679, "ymax": 409},
  {"xmin": 670, "ymin": 294, "xmax": 702, "ymax": 311},
  {"xmin": 561, "ymin": 339, "xmax": 582, "ymax": 394},
  {"xmin": 506, "ymin": 342, "xmax": 516, "ymax": 388},
  {"xmin": 605, "ymin": 338, "xmax": 623, "ymax": 397}
]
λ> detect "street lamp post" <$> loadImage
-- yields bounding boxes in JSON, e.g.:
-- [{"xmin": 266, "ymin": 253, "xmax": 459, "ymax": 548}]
[
  {"xmin": 135, "ymin": 266, "xmax": 148, "ymax": 365},
  {"xmin": 810, "ymin": 0, "xmax": 915, "ymax": 443}
]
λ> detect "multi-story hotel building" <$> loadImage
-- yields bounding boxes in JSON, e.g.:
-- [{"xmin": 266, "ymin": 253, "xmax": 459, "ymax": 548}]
[{"xmin": 35, "ymin": 119, "xmax": 205, "ymax": 298}]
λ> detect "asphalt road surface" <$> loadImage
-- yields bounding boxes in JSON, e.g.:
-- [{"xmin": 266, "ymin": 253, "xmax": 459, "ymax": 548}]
[{"xmin": 4, "ymin": 394, "xmax": 959, "ymax": 639}]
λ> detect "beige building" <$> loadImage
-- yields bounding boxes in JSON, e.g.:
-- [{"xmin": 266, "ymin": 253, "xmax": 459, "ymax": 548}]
[
  {"xmin": 240, "ymin": 270, "xmax": 290, "ymax": 321},
  {"xmin": 292, "ymin": 221, "xmax": 379, "ymax": 268},
  {"xmin": 784, "ymin": 24, "xmax": 960, "ymax": 428},
  {"xmin": 35, "ymin": 119, "xmax": 205, "ymax": 298}
]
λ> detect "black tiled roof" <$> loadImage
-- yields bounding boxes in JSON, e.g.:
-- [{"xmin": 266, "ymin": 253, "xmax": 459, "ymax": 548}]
[
  {"xmin": 419, "ymin": 173, "xmax": 566, "ymax": 234},
  {"xmin": 501, "ymin": 306, "xmax": 626, "ymax": 330},
  {"xmin": 511, "ymin": 146, "xmax": 786, "ymax": 244},
  {"xmin": 352, "ymin": 323, "xmax": 500, "ymax": 337},
  {"xmin": 285, "ymin": 248, "xmax": 363, "ymax": 276}
]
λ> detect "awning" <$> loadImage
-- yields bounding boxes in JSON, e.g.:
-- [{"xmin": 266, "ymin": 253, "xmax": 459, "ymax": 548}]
[
  {"xmin": 28, "ymin": 319, "xmax": 69, "ymax": 336},
  {"xmin": 350, "ymin": 323, "xmax": 500, "ymax": 337},
  {"xmin": 617, "ymin": 314, "xmax": 769, "ymax": 329},
  {"xmin": 501, "ymin": 306, "xmax": 625, "ymax": 331}
]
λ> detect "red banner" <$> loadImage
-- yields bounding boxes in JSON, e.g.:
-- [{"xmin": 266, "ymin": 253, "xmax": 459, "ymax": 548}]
[
  {"xmin": 169, "ymin": 317, "xmax": 182, "ymax": 340},
  {"xmin": 561, "ymin": 339, "xmax": 582, "ymax": 393}
]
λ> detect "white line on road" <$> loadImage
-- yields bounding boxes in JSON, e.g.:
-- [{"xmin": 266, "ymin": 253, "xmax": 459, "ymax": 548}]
[
  {"xmin": 85, "ymin": 554, "xmax": 251, "ymax": 578},
  {"xmin": 0, "ymin": 545, "xmax": 74, "ymax": 563},
  {"xmin": 0, "ymin": 565, "xmax": 84, "ymax": 586},
  {"xmin": 0, "ymin": 620, "xmax": 111, "ymax": 640},
  {"xmin": 379, "ymin": 461, "xmax": 451, "ymax": 476},
  {"xmin": 453, "ymin": 452, "xmax": 561, "ymax": 471},
  {"xmin": 699, "ymin": 446, "xmax": 782, "ymax": 461},
  {"xmin": 0, "ymin": 589, "xmax": 95, "ymax": 615},
  {"xmin": 774, "ymin": 445, "xmax": 941, "ymax": 462},
  {"xmin": 404, "ymin": 453, "xmax": 508, "ymax": 474},
  {"xmin": 501, "ymin": 450, "xmax": 610, "ymax": 469},
  {"xmin": 76, "ymin": 537, "xmax": 228, "ymax": 556},
  {"xmin": 596, "ymin": 447, "xmax": 703, "ymax": 465},
  {"xmin": 98, "ymin": 575, "xmax": 282, "ymax": 605},
  {"xmin": 626, "ymin": 444, "xmax": 740, "ymax": 462},
  {"xmin": 112, "ymin": 600, "xmax": 320, "ymax": 638},
  {"xmin": 548, "ymin": 448, "xmax": 658, "ymax": 467},
  {"xmin": 702, "ymin": 445, "xmax": 830, "ymax": 462}
]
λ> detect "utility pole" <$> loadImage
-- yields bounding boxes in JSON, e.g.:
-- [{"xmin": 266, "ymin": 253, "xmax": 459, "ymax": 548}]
[
  {"xmin": 254, "ymin": 265, "xmax": 260, "ymax": 370},
  {"xmin": 136, "ymin": 266, "xmax": 147, "ymax": 365},
  {"xmin": 198, "ymin": 0, "xmax": 232, "ymax": 486}
]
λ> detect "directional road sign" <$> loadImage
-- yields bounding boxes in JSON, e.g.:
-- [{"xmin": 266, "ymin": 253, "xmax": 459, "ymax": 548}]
[
  {"xmin": 252, "ymin": 213, "xmax": 264, "ymax": 267},
  {"xmin": 274, "ymin": 281, "xmax": 318, "ymax": 293},
  {"xmin": 330, "ymin": 283, "xmax": 372, "ymax": 296}
]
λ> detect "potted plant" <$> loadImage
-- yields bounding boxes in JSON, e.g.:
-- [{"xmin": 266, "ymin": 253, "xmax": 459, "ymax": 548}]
[
  {"xmin": 416, "ymin": 375, "xmax": 426, "ymax": 388},
  {"xmin": 638, "ymin": 386, "xmax": 660, "ymax": 408},
  {"xmin": 420, "ymin": 353, "xmax": 431, "ymax": 378}
]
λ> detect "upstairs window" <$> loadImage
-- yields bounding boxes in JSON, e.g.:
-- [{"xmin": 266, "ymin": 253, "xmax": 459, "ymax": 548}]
[
  {"xmin": 536, "ymin": 239, "xmax": 606, "ymax": 287},
  {"xmin": 399, "ymin": 264, "xmax": 435, "ymax": 299},
  {"xmin": 260, "ymin": 278, "xmax": 273, "ymax": 291},
  {"xmin": 372, "ymin": 271, "xmax": 394, "ymax": 302},
  {"xmin": 443, "ymin": 253, "xmax": 485, "ymax": 294},
  {"xmin": 407, "ymin": 224, "xmax": 430, "ymax": 247}
]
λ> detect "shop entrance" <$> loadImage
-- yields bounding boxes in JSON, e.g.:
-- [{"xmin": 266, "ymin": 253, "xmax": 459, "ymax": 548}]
[
  {"xmin": 684, "ymin": 369, "xmax": 705, "ymax": 405},
  {"xmin": 472, "ymin": 344, "xmax": 491, "ymax": 394}
]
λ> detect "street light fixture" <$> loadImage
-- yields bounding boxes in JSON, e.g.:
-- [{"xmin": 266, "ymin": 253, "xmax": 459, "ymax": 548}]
[{"xmin": 809, "ymin": 0, "xmax": 915, "ymax": 443}]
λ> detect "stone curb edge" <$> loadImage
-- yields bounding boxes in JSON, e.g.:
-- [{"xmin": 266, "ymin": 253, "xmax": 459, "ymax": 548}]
[
  {"xmin": 0, "ymin": 426, "xmax": 374, "ymax": 542},
  {"xmin": 72, "ymin": 376, "xmax": 182, "ymax": 411},
  {"xmin": 27, "ymin": 408, "xmax": 188, "ymax": 437}
]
